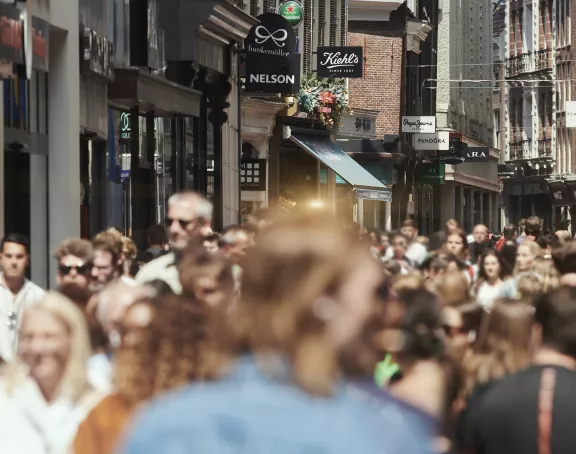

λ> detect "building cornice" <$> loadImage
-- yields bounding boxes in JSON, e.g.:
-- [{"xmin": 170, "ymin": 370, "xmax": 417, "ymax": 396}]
[
  {"xmin": 406, "ymin": 19, "xmax": 433, "ymax": 54},
  {"xmin": 241, "ymin": 98, "xmax": 286, "ymax": 116},
  {"xmin": 199, "ymin": 2, "xmax": 258, "ymax": 44}
]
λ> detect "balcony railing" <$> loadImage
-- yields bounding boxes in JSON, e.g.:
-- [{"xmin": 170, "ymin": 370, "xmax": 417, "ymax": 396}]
[
  {"xmin": 535, "ymin": 49, "xmax": 552, "ymax": 71},
  {"xmin": 505, "ymin": 52, "xmax": 532, "ymax": 78},
  {"xmin": 509, "ymin": 139, "xmax": 532, "ymax": 160},
  {"xmin": 537, "ymin": 138, "xmax": 552, "ymax": 157}
]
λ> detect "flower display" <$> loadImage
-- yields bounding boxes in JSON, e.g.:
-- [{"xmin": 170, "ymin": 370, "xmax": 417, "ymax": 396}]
[{"xmin": 297, "ymin": 74, "xmax": 349, "ymax": 127}]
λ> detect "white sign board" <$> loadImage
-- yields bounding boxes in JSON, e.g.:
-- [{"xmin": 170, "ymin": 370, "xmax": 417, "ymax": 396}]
[
  {"xmin": 401, "ymin": 116, "xmax": 436, "ymax": 134},
  {"xmin": 339, "ymin": 114, "xmax": 377, "ymax": 138},
  {"xmin": 414, "ymin": 131, "xmax": 450, "ymax": 150},
  {"xmin": 566, "ymin": 101, "xmax": 576, "ymax": 128}
]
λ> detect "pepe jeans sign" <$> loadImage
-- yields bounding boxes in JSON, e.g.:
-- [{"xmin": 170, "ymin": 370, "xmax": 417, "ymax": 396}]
[
  {"xmin": 414, "ymin": 131, "xmax": 449, "ymax": 151},
  {"xmin": 245, "ymin": 13, "xmax": 300, "ymax": 93},
  {"xmin": 402, "ymin": 116, "xmax": 436, "ymax": 134},
  {"xmin": 317, "ymin": 46, "xmax": 363, "ymax": 78}
]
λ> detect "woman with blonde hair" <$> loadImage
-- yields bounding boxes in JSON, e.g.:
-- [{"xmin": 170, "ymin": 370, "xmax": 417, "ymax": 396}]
[
  {"xmin": 0, "ymin": 292, "xmax": 102, "ymax": 454},
  {"xmin": 120, "ymin": 215, "xmax": 431, "ymax": 454},
  {"xmin": 455, "ymin": 299, "xmax": 533, "ymax": 451},
  {"xmin": 514, "ymin": 240, "xmax": 543, "ymax": 275}
]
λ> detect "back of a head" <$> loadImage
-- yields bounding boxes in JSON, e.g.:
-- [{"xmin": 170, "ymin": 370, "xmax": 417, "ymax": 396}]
[
  {"xmin": 534, "ymin": 286, "xmax": 576, "ymax": 359},
  {"xmin": 524, "ymin": 216, "xmax": 543, "ymax": 237},
  {"xmin": 552, "ymin": 240, "xmax": 576, "ymax": 276},
  {"xmin": 503, "ymin": 224, "xmax": 517, "ymax": 240},
  {"xmin": 146, "ymin": 224, "xmax": 166, "ymax": 245},
  {"xmin": 435, "ymin": 271, "xmax": 470, "ymax": 306},
  {"xmin": 97, "ymin": 280, "xmax": 155, "ymax": 330}
]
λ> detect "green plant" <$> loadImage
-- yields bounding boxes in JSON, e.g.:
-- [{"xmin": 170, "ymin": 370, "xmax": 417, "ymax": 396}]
[{"xmin": 297, "ymin": 74, "xmax": 349, "ymax": 127}]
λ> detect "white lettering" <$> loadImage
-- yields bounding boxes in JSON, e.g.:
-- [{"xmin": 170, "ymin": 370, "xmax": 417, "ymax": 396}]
[
  {"xmin": 249, "ymin": 74, "xmax": 296, "ymax": 84},
  {"xmin": 320, "ymin": 52, "xmax": 359, "ymax": 69}
]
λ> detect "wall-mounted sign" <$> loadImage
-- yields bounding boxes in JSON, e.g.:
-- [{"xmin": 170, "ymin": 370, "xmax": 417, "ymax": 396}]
[
  {"xmin": 81, "ymin": 25, "xmax": 114, "ymax": 81},
  {"xmin": 241, "ymin": 159, "xmax": 267, "ymax": 191},
  {"xmin": 420, "ymin": 163, "xmax": 445, "ymax": 184},
  {"xmin": 317, "ymin": 46, "xmax": 363, "ymax": 78},
  {"xmin": 245, "ymin": 13, "xmax": 299, "ymax": 93},
  {"xmin": 0, "ymin": 3, "xmax": 24, "ymax": 65},
  {"xmin": 566, "ymin": 101, "xmax": 576, "ymax": 128},
  {"xmin": 565, "ymin": 180, "xmax": 576, "ymax": 203},
  {"xmin": 278, "ymin": 0, "xmax": 303, "ymax": 27},
  {"xmin": 548, "ymin": 180, "xmax": 570, "ymax": 207},
  {"xmin": 438, "ymin": 132, "xmax": 465, "ymax": 165},
  {"xmin": 118, "ymin": 112, "xmax": 158, "ymax": 143},
  {"xmin": 497, "ymin": 164, "xmax": 516, "ymax": 177},
  {"xmin": 356, "ymin": 189, "xmax": 392, "ymax": 202},
  {"xmin": 465, "ymin": 146, "xmax": 489, "ymax": 162},
  {"xmin": 402, "ymin": 116, "xmax": 436, "ymax": 133},
  {"xmin": 31, "ymin": 17, "xmax": 48, "ymax": 72},
  {"xmin": 414, "ymin": 130, "xmax": 449, "ymax": 150},
  {"xmin": 339, "ymin": 114, "xmax": 376, "ymax": 138}
]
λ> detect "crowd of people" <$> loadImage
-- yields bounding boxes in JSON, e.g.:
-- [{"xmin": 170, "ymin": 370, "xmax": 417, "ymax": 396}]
[{"xmin": 0, "ymin": 191, "xmax": 576, "ymax": 453}]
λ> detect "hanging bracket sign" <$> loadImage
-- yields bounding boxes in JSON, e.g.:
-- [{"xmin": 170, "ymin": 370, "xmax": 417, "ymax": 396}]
[{"xmin": 278, "ymin": 0, "xmax": 303, "ymax": 28}]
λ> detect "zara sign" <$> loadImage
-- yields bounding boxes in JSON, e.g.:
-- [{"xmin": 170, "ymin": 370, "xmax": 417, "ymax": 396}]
[
  {"xmin": 316, "ymin": 46, "xmax": 363, "ymax": 78},
  {"xmin": 245, "ymin": 13, "xmax": 300, "ymax": 93}
]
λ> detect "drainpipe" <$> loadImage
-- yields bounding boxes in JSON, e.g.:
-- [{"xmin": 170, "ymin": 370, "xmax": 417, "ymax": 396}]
[{"xmin": 237, "ymin": 44, "xmax": 243, "ymax": 224}]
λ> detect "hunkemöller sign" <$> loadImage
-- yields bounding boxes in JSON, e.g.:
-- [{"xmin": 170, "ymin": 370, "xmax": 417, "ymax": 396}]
[
  {"xmin": 402, "ymin": 116, "xmax": 436, "ymax": 134},
  {"xmin": 317, "ymin": 46, "xmax": 363, "ymax": 78}
]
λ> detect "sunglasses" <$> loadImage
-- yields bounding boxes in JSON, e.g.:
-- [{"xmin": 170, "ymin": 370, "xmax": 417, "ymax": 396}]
[
  {"xmin": 58, "ymin": 262, "xmax": 91, "ymax": 276},
  {"xmin": 166, "ymin": 218, "xmax": 193, "ymax": 229}
]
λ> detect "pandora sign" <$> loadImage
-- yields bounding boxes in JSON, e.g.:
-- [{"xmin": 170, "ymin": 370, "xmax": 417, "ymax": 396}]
[
  {"xmin": 317, "ymin": 46, "xmax": 363, "ymax": 78},
  {"xmin": 414, "ymin": 131, "xmax": 450, "ymax": 150}
]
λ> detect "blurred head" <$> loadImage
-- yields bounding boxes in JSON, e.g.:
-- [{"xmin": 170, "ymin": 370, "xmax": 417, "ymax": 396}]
[
  {"xmin": 166, "ymin": 192, "xmax": 213, "ymax": 251},
  {"xmin": 90, "ymin": 232, "xmax": 123, "ymax": 292},
  {"xmin": 445, "ymin": 219, "xmax": 460, "ymax": 235},
  {"xmin": 203, "ymin": 233, "xmax": 221, "ymax": 255},
  {"xmin": 380, "ymin": 232, "xmax": 390, "ymax": 251},
  {"xmin": 444, "ymin": 229, "xmax": 469, "ymax": 260},
  {"xmin": 441, "ymin": 301, "xmax": 484, "ymax": 362},
  {"xmin": 525, "ymin": 216, "xmax": 543, "ymax": 238},
  {"xmin": 14, "ymin": 292, "xmax": 91, "ymax": 401},
  {"xmin": 473, "ymin": 224, "xmax": 489, "ymax": 244},
  {"xmin": 146, "ymin": 224, "xmax": 166, "ymax": 247},
  {"xmin": 533, "ymin": 286, "xmax": 576, "ymax": 359},
  {"xmin": 515, "ymin": 240, "xmax": 543, "ymax": 274},
  {"xmin": 0, "ymin": 233, "xmax": 30, "ymax": 280},
  {"xmin": 179, "ymin": 248, "xmax": 236, "ymax": 310},
  {"xmin": 115, "ymin": 295, "xmax": 219, "ymax": 405},
  {"xmin": 500, "ymin": 240, "xmax": 517, "ymax": 270},
  {"xmin": 390, "ymin": 231, "xmax": 408, "ymax": 258},
  {"xmin": 463, "ymin": 299, "xmax": 533, "ymax": 396},
  {"xmin": 54, "ymin": 238, "xmax": 94, "ymax": 289},
  {"xmin": 227, "ymin": 215, "xmax": 381, "ymax": 395},
  {"xmin": 434, "ymin": 270, "xmax": 470, "ymax": 307},
  {"xmin": 552, "ymin": 240, "xmax": 576, "ymax": 276},
  {"xmin": 479, "ymin": 249, "xmax": 510, "ymax": 282},
  {"xmin": 503, "ymin": 224, "xmax": 517, "ymax": 240},
  {"xmin": 220, "ymin": 226, "xmax": 251, "ymax": 265},
  {"xmin": 400, "ymin": 219, "xmax": 418, "ymax": 242}
]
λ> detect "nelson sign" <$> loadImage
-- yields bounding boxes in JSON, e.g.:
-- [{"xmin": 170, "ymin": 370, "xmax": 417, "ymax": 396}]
[{"xmin": 244, "ymin": 13, "xmax": 300, "ymax": 93}]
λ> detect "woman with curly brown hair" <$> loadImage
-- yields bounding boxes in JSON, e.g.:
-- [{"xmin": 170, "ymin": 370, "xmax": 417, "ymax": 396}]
[{"xmin": 73, "ymin": 294, "xmax": 216, "ymax": 454}]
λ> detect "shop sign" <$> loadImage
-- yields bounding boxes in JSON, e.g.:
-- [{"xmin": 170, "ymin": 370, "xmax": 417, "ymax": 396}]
[
  {"xmin": 245, "ymin": 13, "xmax": 300, "ymax": 93},
  {"xmin": 0, "ymin": 3, "xmax": 24, "ymax": 65},
  {"xmin": 548, "ymin": 180, "xmax": 570, "ymax": 207},
  {"xmin": 566, "ymin": 101, "xmax": 576, "ymax": 128},
  {"xmin": 81, "ymin": 25, "xmax": 114, "ymax": 81},
  {"xmin": 278, "ymin": 0, "xmax": 303, "ymax": 28},
  {"xmin": 402, "ymin": 116, "xmax": 436, "ymax": 134},
  {"xmin": 356, "ymin": 189, "xmax": 392, "ymax": 202},
  {"xmin": 414, "ymin": 131, "xmax": 449, "ymax": 150},
  {"xmin": 438, "ymin": 133, "xmax": 465, "ymax": 165},
  {"xmin": 317, "ymin": 46, "xmax": 363, "ymax": 78},
  {"xmin": 118, "ymin": 112, "xmax": 158, "ymax": 143},
  {"xmin": 420, "ymin": 163, "xmax": 445, "ymax": 184},
  {"xmin": 565, "ymin": 180, "xmax": 576, "ymax": 203},
  {"xmin": 241, "ymin": 159, "xmax": 266, "ymax": 191},
  {"xmin": 464, "ymin": 146, "xmax": 489, "ymax": 162},
  {"xmin": 31, "ymin": 17, "xmax": 48, "ymax": 72},
  {"xmin": 339, "ymin": 114, "xmax": 376, "ymax": 138},
  {"xmin": 497, "ymin": 164, "xmax": 516, "ymax": 177}
]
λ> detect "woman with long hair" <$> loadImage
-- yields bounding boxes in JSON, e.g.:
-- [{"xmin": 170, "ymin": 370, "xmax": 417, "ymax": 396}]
[
  {"xmin": 514, "ymin": 240, "xmax": 543, "ymax": 275},
  {"xmin": 119, "ymin": 215, "xmax": 431, "ymax": 454},
  {"xmin": 0, "ymin": 292, "xmax": 102, "ymax": 454},
  {"xmin": 474, "ymin": 250, "xmax": 514, "ymax": 310},
  {"xmin": 74, "ymin": 294, "xmax": 216, "ymax": 454}
]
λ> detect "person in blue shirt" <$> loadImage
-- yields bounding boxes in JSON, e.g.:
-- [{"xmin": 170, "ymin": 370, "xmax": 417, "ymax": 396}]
[{"xmin": 119, "ymin": 215, "xmax": 433, "ymax": 454}]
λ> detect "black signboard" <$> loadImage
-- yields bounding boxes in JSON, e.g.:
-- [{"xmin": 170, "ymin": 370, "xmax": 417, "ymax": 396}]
[
  {"xmin": 497, "ymin": 164, "xmax": 516, "ymax": 177},
  {"xmin": 465, "ymin": 146, "xmax": 489, "ymax": 163},
  {"xmin": 438, "ymin": 132, "xmax": 465, "ymax": 165},
  {"xmin": 32, "ymin": 17, "xmax": 48, "ymax": 72},
  {"xmin": 81, "ymin": 25, "xmax": 114, "ymax": 81},
  {"xmin": 317, "ymin": 46, "xmax": 363, "ymax": 78},
  {"xmin": 241, "ymin": 159, "xmax": 267, "ymax": 191},
  {"xmin": 0, "ymin": 3, "xmax": 24, "ymax": 65},
  {"xmin": 565, "ymin": 180, "xmax": 576, "ymax": 204},
  {"xmin": 548, "ymin": 180, "xmax": 570, "ymax": 207},
  {"xmin": 245, "ymin": 13, "xmax": 300, "ymax": 93}
]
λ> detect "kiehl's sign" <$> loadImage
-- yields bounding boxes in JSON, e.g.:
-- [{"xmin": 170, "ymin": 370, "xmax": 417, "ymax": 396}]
[
  {"xmin": 245, "ymin": 13, "xmax": 300, "ymax": 93},
  {"xmin": 316, "ymin": 46, "xmax": 363, "ymax": 78},
  {"xmin": 402, "ymin": 116, "xmax": 436, "ymax": 134},
  {"xmin": 414, "ymin": 131, "xmax": 449, "ymax": 150}
]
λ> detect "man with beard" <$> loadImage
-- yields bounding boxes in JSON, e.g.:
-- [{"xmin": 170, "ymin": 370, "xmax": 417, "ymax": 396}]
[
  {"xmin": 90, "ymin": 231, "xmax": 125, "ymax": 293},
  {"xmin": 135, "ymin": 192, "xmax": 213, "ymax": 294}
]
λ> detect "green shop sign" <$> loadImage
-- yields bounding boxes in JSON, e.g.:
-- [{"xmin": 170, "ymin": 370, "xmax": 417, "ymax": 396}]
[
  {"xmin": 420, "ymin": 163, "xmax": 445, "ymax": 184},
  {"xmin": 279, "ymin": 0, "xmax": 303, "ymax": 27}
]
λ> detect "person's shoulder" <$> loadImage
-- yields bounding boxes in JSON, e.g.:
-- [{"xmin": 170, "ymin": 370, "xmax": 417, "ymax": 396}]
[
  {"xmin": 25, "ymin": 280, "xmax": 46, "ymax": 298},
  {"xmin": 135, "ymin": 253, "xmax": 175, "ymax": 279}
]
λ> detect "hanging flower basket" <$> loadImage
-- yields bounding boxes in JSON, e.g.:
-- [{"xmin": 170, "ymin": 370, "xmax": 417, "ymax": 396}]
[{"xmin": 297, "ymin": 74, "xmax": 349, "ymax": 128}]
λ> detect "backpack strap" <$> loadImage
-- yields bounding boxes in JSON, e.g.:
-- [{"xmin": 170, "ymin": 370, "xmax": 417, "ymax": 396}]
[{"xmin": 538, "ymin": 368, "xmax": 557, "ymax": 454}]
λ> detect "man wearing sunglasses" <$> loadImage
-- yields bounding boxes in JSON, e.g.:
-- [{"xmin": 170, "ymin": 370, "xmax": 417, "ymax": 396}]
[
  {"xmin": 54, "ymin": 238, "xmax": 94, "ymax": 291},
  {"xmin": 0, "ymin": 233, "xmax": 46, "ymax": 362},
  {"xmin": 136, "ymin": 191, "xmax": 213, "ymax": 293}
]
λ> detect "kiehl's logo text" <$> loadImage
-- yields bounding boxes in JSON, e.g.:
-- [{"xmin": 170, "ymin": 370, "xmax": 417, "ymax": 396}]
[
  {"xmin": 319, "ymin": 51, "xmax": 359, "ymax": 69},
  {"xmin": 0, "ymin": 16, "xmax": 22, "ymax": 50}
]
